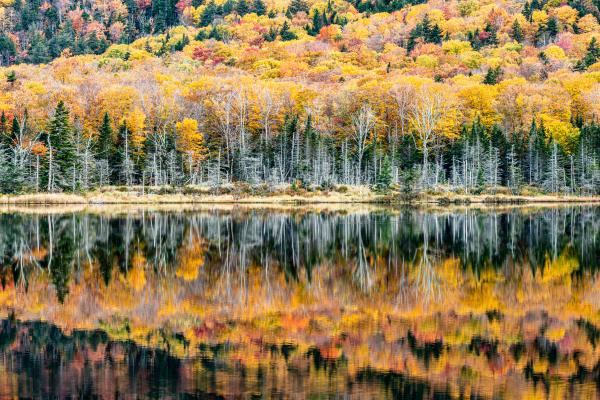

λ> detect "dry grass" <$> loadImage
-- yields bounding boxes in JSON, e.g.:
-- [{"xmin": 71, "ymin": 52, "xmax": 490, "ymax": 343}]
[{"xmin": 1, "ymin": 186, "xmax": 600, "ymax": 206}]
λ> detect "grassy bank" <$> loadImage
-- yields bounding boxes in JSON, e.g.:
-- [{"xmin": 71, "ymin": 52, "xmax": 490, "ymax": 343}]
[{"xmin": 1, "ymin": 185, "xmax": 600, "ymax": 205}]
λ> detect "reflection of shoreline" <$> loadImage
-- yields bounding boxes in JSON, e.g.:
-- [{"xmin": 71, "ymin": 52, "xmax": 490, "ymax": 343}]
[{"xmin": 2, "ymin": 201, "xmax": 600, "ymax": 215}]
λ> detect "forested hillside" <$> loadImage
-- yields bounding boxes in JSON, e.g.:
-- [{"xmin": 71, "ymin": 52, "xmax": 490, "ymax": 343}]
[{"xmin": 0, "ymin": 0, "xmax": 600, "ymax": 194}]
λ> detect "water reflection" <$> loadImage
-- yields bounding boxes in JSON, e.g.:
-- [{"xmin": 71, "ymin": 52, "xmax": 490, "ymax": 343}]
[{"xmin": 0, "ymin": 205, "xmax": 599, "ymax": 398}]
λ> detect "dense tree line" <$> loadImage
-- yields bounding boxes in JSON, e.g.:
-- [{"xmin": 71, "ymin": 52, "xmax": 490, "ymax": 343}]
[{"xmin": 1, "ymin": 98, "xmax": 600, "ymax": 195}]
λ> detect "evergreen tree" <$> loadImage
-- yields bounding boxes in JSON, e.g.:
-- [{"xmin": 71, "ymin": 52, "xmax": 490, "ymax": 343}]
[
  {"xmin": 28, "ymin": 35, "xmax": 51, "ymax": 64},
  {"xmin": 375, "ymin": 155, "xmax": 393, "ymax": 192},
  {"xmin": 97, "ymin": 112, "xmax": 114, "ymax": 158},
  {"xmin": 45, "ymin": 101, "xmax": 76, "ymax": 191},
  {"xmin": 547, "ymin": 17, "xmax": 558, "ymax": 39},
  {"xmin": 0, "ymin": 34, "xmax": 16, "ymax": 65},
  {"xmin": 263, "ymin": 26, "xmax": 278, "ymax": 41},
  {"xmin": 5, "ymin": 70, "xmax": 16, "ymax": 85},
  {"xmin": 279, "ymin": 21, "xmax": 297, "ymax": 41},
  {"xmin": 523, "ymin": 1, "xmax": 532, "ymax": 21},
  {"xmin": 222, "ymin": 0, "xmax": 235, "ymax": 13},
  {"xmin": 309, "ymin": 9, "xmax": 323, "ymax": 35},
  {"xmin": 236, "ymin": 0, "xmax": 250, "ymax": 15},
  {"xmin": 0, "ymin": 145, "xmax": 24, "ymax": 193},
  {"xmin": 253, "ymin": 0, "xmax": 266, "ymax": 15},
  {"xmin": 428, "ymin": 24, "xmax": 442, "ymax": 44},
  {"xmin": 200, "ymin": 0, "xmax": 218, "ymax": 27},
  {"xmin": 287, "ymin": 0, "xmax": 309, "ymax": 15},
  {"xmin": 575, "ymin": 37, "xmax": 600, "ymax": 71},
  {"xmin": 483, "ymin": 66, "xmax": 502, "ymax": 84},
  {"xmin": 511, "ymin": 19, "xmax": 524, "ymax": 42}
]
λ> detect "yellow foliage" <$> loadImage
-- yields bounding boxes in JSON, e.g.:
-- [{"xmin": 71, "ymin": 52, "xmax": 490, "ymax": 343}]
[
  {"xmin": 552, "ymin": 6, "xmax": 578, "ymax": 27},
  {"xmin": 176, "ymin": 239, "xmax": 206, "ymax": 281},
  {"xmin": 442, "ymin": 40, "xmax": 472, "ymax": 55},
  {"xmin": 532, "ymin": 10, "xmax": 549, "ymax": 26},
  {"xmin": 176, "ymin": 118, "xmax": 208, "ymax": 163},
  {"xmin": 538, "ymin": 114, "xmax": 579, "ymax": 150},
  {"xmin": 544, "ymin": 45, "xmax": 566, "ymax": 60},
  {"xmin": 127, "ymin": 265, "xmax": 147, "ymax": 292},
  {"xmin": 577, "ymin": 14, "xmax": 600, "ymax": 33},
  {"xmin": 415, "ymin": 54, "xmax": 439, "ymax": 68},
  {"xmin": 458, "ymin": 84, "xmax": 500, "ymax": 127},
  {"xmin": 124, "ymin": 107, "xmax": 146, "ymax": 153}
]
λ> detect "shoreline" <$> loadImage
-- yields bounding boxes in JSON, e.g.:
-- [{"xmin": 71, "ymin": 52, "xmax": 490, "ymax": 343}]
[{"xmin": 2, "ymin": 187, "xmax": 600, "ymax": 206}]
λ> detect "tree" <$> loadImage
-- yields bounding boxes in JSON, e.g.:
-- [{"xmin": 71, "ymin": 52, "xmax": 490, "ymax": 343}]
[
  {"xmin": 287, "ymin": 0, "xmax": 309, "ymax": 15},
  {"xmin": 409, "ymin": 86, "xmax": 448, "ymax": 188},
  {"xmin": 236, "ymin": 0, "xmax": 250, "ymax": 16},
  {"xmin": 45, "ymin": 101, "xmax": 76, "ymax": 191},
  {"xmin": 279, "ymin": 21, "xmax": 297, "ymax": 41},
  {"xmin": 176, "ymin": 118, "xmax": 208, "ymax": 183},
  {"xmin": 352, "ymin": 104, "xmax": 375, "ymax": 185},
  {"xmin": 0, "ymin": 35, "xmax": 16, "ymax": 66},
  {"xmin": 575, "ymin": 37, "xmax": 600, "ymax": 71},
  {"xmin": 374, "ymin": 155, "xmax": 392, "ymax": 192},
  {"xmin": 547, "ymin": 17, "xmax": 558, "ymax": 39},
  {"xmin": 483, "ymin": 66, "xmax": 502, "ymax": 85},
  {"xmin": 511, "ymin": 20, "xmax": 524, "ymax": 43},
  {"xmin": 6, "ymin": 71, "xmax": 16, "ymax": 85},
  {"xmin": 97, "ymin": 113, "xmax": 114, "ymax": 186},
  {"xmin": 253, "ymin": 0, "xmax": 266, "ymax": 15}
]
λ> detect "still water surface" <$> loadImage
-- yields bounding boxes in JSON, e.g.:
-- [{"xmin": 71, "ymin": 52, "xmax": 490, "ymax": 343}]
[{"xmin": 0, "ymin": 205, "xmax": 600, "ymax": 399}]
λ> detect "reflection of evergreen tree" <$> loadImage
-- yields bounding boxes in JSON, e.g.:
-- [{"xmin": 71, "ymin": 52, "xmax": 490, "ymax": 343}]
[{"xmin": 50, "ymin": 229, "xmax": 75, "ymax": 303}]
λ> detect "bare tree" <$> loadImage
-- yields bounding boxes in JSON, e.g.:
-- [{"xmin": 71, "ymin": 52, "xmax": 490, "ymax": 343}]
[
  {"xmin": 351, "ymin": 104, "xmax": 375, "ymax": 185},
  {"xmin": 409, "ymin": 86, "xmax": 447, "ymax": 188}
]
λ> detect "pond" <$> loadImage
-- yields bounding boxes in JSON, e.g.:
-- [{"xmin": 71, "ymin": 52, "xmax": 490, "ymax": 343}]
[{"xmin": 0, "ymin": 204, "xmax": 599, "ymax": 399}]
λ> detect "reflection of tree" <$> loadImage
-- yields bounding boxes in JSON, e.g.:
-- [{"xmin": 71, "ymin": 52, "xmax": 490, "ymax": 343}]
[
  {"xmin": 412, "ymin": 217, "xmax": 440, "ymax": 306},
  {"xmin": 0, "ymin": 206, "xmax": 600, "ymax": 303},
  {"xmin": 50, "ymin": 222, "xmax": 75, "ymax": 304}
]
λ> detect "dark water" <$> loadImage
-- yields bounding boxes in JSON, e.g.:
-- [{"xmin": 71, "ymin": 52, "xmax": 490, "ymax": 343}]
[{"xmin": 0, "ymin": 205, "xmax": 600, "ymax": 398}]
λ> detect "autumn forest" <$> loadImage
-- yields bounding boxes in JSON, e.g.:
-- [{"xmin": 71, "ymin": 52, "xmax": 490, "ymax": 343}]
[{"xmin": 0, "ymin": 0, "xmax": 599, "ymax": 194}]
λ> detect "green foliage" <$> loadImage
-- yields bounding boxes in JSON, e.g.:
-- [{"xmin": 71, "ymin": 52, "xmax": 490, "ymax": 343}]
[
  {"xmin": 46, "ymin": 101, "xmax": 76, "ymax": 191},
  {"xmin": 483, "ymin": 66, "xmax": 502, "ymax": 85},
  {"xmin": 407, "ymin": 14, "xmax": 442, "ymax": 52},
  {"xmin": 287, "ymin": 0, "xmax": 309, "ymax": 15},
  {"xmin": 5, "ymin": 70, "xmax": 16, "ymax": 84},
  {"xmin": 374, "ymin": 155, "xmax": 393, "ymax": 192},
  {"xmin": 510, "ymin": 20, "xmax": 523, "ymax": 43},
  {"xmin": 575, "ymin": 37, "xmax": 600, "ymax": 71},
  {"xmin": 279, "ymin": 21, "xmax": 298, "ymax": 41}
]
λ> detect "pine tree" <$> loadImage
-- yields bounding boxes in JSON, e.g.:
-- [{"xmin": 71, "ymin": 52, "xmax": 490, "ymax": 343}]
[
  {"xmin": 200, "ymin": 0, "xmax": 218, "ymax": 27},
  {"xmin": 97, "ymin": 112, "xmax": 114, "ymax": 159},
  {"xmin": 0, "ymin": 112, "xmax": 9, "ymax": 148},
  {"xmin": 428, "ymin": 24, "xmax": 442, "ymax": 44},
  {"xmin": 375, "ymin": 155, "xmax": 393, "ymax": 192},
  {"xmin": 287, "ymin": 0, "xmax": 309, "ymax": 15},
  {"xmin": 45, "ymin": 101, "xmax": 76, "ymax": 191},
  {"xmin": 236, "ymin": 0, "xmax": 250, "ymax": 16},
  {"xmin": 523, "ymin": 1, "xmax": 532, "ymax": 21},
  {"xmin": 483, "ymin": 66, "xmax": 502, "ymax": 84},
  {"xmin": 546, "ymin": 17, "xmax": 558, "ymax": 39},
  {"xmin": 5, "ymin": 70, "xmax": 16, "ymax": 85},
  {"xmin": 263, "ymin": 27, "xmax": 278, "ymax": 41},
  {"xmin": 511, "ymin": 20, "xmax": 524, "ymax": 43},
  {"xmin": 253, "ymin": 0, "xmax": 266, "ymax": 15},
  {"xmin": 310, "ymin": 9, "xmax": 323, "ymax": 35},
  {"xmin": 279, "ymin": 21, "xmax": 297, "ymax": 41},
  {"xmin": 0, "ymin": 145, "xmax": 23, "ymax": 193},
  {"xmin": 575, "ymin": 37, "xmax": 600, "ymax": 71}
]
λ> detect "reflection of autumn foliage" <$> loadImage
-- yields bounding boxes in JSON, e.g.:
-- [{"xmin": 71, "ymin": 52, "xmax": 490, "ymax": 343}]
[
  {"xmin": 175, "ymin": 238, "xmax": 206, "ymax": 281},
  {"xmin": 0, "ymin": 208, "xmax": 600, "ymax": 397}
]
